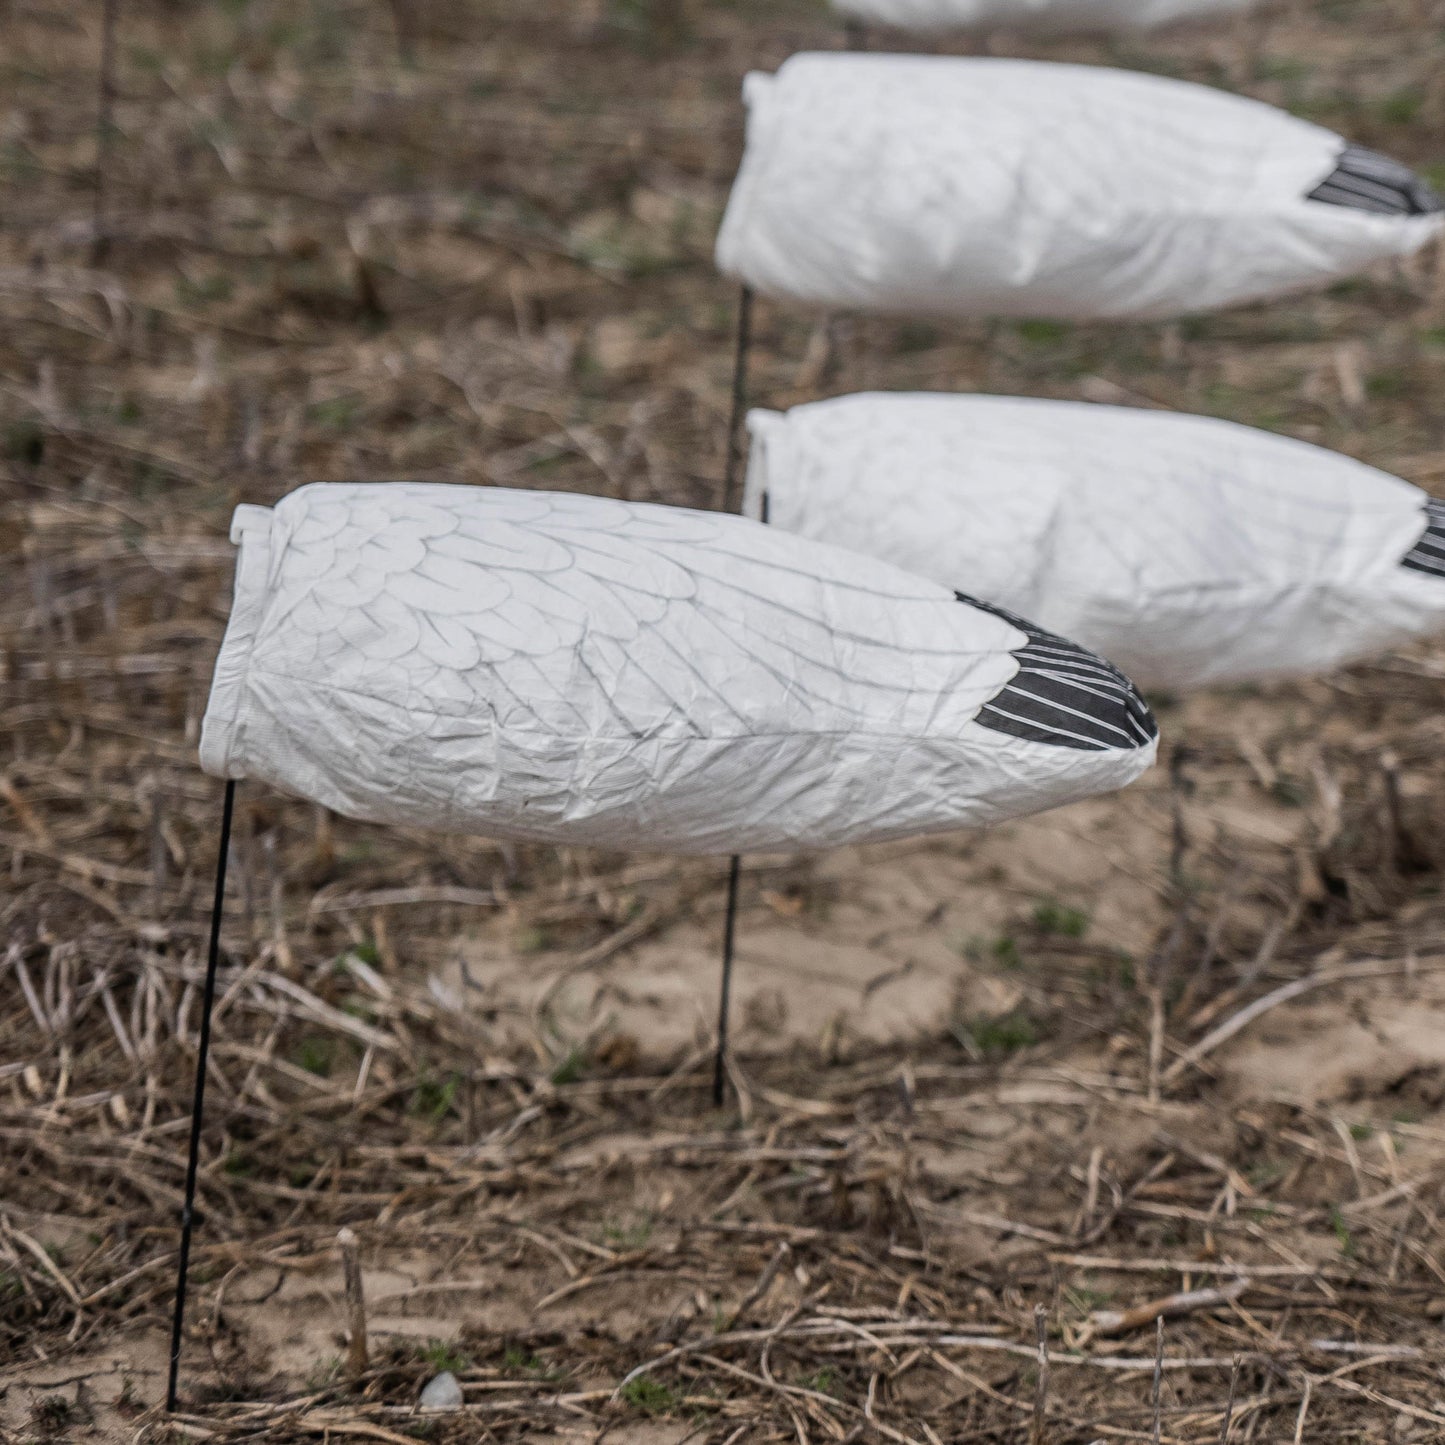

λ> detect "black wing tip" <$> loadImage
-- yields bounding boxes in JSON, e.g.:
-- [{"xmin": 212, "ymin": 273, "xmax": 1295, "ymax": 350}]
[
  {"xmin": 956, "ymin": 591, "xmax": 1158, "ymax": 754},
  {"xmin": 1401, "ymin": 497, "xmax": 1445, "ymax": 577},
  {"xmin": 1307, "ymin": 144, "xmax": 1444, "ymax": 218}
]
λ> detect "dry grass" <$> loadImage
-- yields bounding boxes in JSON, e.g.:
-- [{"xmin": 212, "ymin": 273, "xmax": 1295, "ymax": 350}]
[{"xmin": 7, "ymin": 0, "xmax": 1445, "ymax": 1440}]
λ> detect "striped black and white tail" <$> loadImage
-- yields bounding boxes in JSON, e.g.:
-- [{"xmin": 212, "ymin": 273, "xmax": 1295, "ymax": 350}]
[
  {"xmin": 957, "ymin": 593, "xmax": 1157, "ymax": 754},
  {"xmin": 1401, "ymin": 498, "xmax": 1445, "ymax": 578},
  {"xmin": 1307, "ymin": 145, "xmax": 1443, "ymax": 218}
]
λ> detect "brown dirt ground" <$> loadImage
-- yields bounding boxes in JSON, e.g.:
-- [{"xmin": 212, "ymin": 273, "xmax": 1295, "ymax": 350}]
[{"xmin": 8, "ymin": 0, "xmax": 1445, "ymax": 1440}]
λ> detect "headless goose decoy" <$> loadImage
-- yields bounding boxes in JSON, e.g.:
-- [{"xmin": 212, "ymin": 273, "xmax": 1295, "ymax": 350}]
[
  {"xmin": 828, "ymin": 0, "xmax": 1254, "ymax": 35},
  {"xmin": 201, "ymin": 482, "xmax": 1158, "ymax": 851},
  {"xmin": 745, "ymin": 392, "xmax": 1445, "ymax": 692},
  {"xmin": 715, "ymin": 53, "xmax": 1444, "ymax": 322},
  {"xmin": 174, "ymin": 485, "xmax": 1159, "ymax": 1396}
]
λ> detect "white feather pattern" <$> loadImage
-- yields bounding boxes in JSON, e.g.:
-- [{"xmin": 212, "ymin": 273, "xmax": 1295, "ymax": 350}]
[
  {"xmin": 745, "ymin": 393, "xmax": 1445, "ymax": 691},
  {"xmin": 715, "ymin": 54, "xmax": 1443, "ymax": 321},
  {"xmin": 200, "ymin": 483, "xmax": 1157, "ymax": 855}
]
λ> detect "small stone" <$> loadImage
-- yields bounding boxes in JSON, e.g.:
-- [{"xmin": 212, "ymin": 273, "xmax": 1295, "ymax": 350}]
[{"xmin": 419, "ymin": 1370, "xmax": 463, "ymax": 1411}]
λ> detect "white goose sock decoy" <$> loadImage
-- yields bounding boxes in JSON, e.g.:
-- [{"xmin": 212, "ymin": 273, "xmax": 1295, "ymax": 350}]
[
  {"xmin": 715, "ymin": 54, "xmax": 1443, "ymax": 321},
  {"xmin": 829, "ymin": 0, "xmax": 1253, "ymax": 35},
  {"xmin": 199, "ymin": 483, "xmax": 1157, "ymax": 854},
  {"xmin": 744, "ymin": 393, "xmax": 1445, "ymax": 693}
]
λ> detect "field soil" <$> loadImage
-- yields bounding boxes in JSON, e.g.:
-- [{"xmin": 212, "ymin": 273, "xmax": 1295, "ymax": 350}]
[{"xmin": 7, "ymin": 0, "xmax": 1445, "ymax": 1441}]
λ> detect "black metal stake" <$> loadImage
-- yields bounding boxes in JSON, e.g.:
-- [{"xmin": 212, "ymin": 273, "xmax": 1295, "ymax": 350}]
[
  {"xmin": 720, "ymin": 284, "xmax": 754, "ymax": 516},
  {"xmin": 712, "ymin": 853, "xmax": 742, "ymax": 1107},
  {"xmin": 714, "ymin": 283, "xmax": 755, "ymax": 1107},
  {"xmin": 91, "ymin": 0, "xmax": 119, "ymax": 264},
  {"xmin": 166, "ymin": 777, "xmax": 236, "ymax": 1414}
]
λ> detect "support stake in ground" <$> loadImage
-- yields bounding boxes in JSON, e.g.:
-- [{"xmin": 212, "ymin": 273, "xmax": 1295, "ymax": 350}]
[{"xmin": 165, "ymin": 778, "xmax": 237, "ymax": 1413}]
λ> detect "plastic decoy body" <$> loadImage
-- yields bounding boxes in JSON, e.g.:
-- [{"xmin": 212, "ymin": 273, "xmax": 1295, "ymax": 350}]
[
  {"xmin": 744, "ymin": 394, "xmax": 1445, "ymax": 692},
  {"xmin": 715, "ymin": 54, "xmax": 1443, "ymax": 322},
  {"xmin": 200, "ymin": 482, "xmax": 1158, "ymax": 855},
  {"xmin": 829, "ymin": 0, "xmax": 1254, "ymax": 35}
]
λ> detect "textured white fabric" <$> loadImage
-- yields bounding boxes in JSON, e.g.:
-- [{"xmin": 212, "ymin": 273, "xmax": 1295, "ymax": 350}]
[
  {"xmin": 830, "ymin": 0, "xmax": 1252, "ymax": 34},
  {"xmin": 200, "ymin": 483, "xmax": 1157, "ymax": 855},
  {"xmin": 715, "ymin": 54, "xmax": 1444, "ymax": 321},
  {"xmin": 745, "ymin": 394, "xmax": 1445, "ymax": 691}
]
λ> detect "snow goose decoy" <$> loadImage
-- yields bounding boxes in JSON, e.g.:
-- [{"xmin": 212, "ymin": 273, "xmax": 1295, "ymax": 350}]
[
  {"xmin": 828, "ymin": 0, "xmax": 1255, "ymax": 36},
  {"xmin": 715, "ymin": 53, "xmax": 1444, "ymax": 323},
  {"xmin": 744, "ymin": 392, "xmax": 1445, "ymax": 691},
  {"xmin": 172, "ymin": 482, "xmax": 1158, "ymax": 1399},
  {"xmin": 200, "ymin": 482, "xmax": 1157, "ymax": 849}
]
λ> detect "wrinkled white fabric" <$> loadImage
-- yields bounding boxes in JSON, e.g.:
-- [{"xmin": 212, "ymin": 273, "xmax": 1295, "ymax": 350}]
[
  {"xmin": 830, "ymin": 0, "xmax": 1252, "ymax": 34},
  {"xmin": 200, "ymin": 483, "xmax": 1157, "ymax": 856},
  {"xmin": 745, "ymin": 394, "xmax": 1445, "ymax": 691},
  {"xmin": 715, "ymin": 54, "xmax": 1444, "ymax": 321}
]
